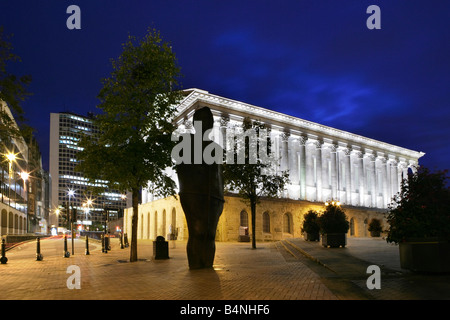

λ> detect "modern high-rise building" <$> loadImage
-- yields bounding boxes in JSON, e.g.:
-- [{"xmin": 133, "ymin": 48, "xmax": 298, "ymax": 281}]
[{"xmin": 49, "ymin": 112, "xmax": 126, "ymax": 231}]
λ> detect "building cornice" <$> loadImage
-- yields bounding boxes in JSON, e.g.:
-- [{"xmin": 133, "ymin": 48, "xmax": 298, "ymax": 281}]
[{"xmin": 175, "ymin": 89, "xmax": 425, "ymax": 162}]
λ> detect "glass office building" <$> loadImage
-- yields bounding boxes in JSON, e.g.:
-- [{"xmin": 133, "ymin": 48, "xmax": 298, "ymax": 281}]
[{"xmin": 49, "ymin": 112, "xmax": 126, "ymax": 231}]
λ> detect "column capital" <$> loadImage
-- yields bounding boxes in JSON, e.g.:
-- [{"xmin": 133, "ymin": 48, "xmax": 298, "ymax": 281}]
[
  {"xmin": 378, "ymin": 156, "xmax": 387, "ymax": 164},
  {"xmin": 184, "ymin": 119, "xmax": 193, "ymax": 130},
  {"xmin": 329, "ymin": 143, "xmax": 339, "ymax": 153},
  {"xmin": 281, "ymin": 132, "xmax": 290, "ymax": 142},
  {"xmin": 314, "ymin": 139, "xmax": 324, "ymax": 149},
  {"xmin": 220, "ymin": 116, "xmax": 230, "ymax": 127},
  {"xmin": 368, "ymin": 154, "xmax": 376, "ymax": 162},
  {"xmin": 299, "ymin": 135, "xmax": 308, "ymax": 146},
  {"xmin": 343, "ymin": 147, "xmax": 352, "ymax": 156}
]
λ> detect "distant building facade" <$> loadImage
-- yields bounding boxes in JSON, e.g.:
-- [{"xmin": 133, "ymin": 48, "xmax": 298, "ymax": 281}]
[
  {"xmin": 49, "ymin": 112, "xmax": 126, "ymax": 231},
  {"xmin": 1, "ymin": 100, "xmax": 50, "ymax": 235},
  {"xmin": 124, "ymin": 89, "xmax": 425, "ymax": 241}
]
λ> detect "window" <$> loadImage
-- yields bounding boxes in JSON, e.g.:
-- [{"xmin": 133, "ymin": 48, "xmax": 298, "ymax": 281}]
[
  {"xmin": 240, "ymin": 210, "xmax": 248, "ymax": 227},
  {"xmin": 283, "ymin": 213, "xmax": 291, "ymax": 233},
  {"xmin": 262, "ymin": 212, "xmax": 270, "ymax": 233}
]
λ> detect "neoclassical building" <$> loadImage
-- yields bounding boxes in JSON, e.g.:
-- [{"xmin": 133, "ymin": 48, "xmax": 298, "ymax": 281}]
[{"xmin": 124, "ymin": 89, "xmax": 424, "ymax": 241}]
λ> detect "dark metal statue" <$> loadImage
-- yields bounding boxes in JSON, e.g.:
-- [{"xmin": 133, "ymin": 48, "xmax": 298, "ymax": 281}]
[{"xmin": 176, "ymin": 107, "xmax": 224, "ymax": 269}]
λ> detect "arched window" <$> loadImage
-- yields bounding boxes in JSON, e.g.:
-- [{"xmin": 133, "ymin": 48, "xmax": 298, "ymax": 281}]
[
  {"xmin": 140, "ymin": 214, "xmax": 144, "ymax": 238},
  {"xmin": 240, "ymin": 210, "xmax": 248, "ymax": 227},
  {"xmin": 171, "ymin": 208, "xmax": 176, "ymax": 229},
  {"xmin": 147, "ymin": 212, "xmax": 151, "ymax": 239},
  {"xmin": 263, "ymin": 212, "xmax": 270, "ymax": 233},
  {"xmin": 154, "ymin": 211, "xmax": 158, "ymax": 238},
  {"xmin": 162, "ymin": 209, "xmax": 167, "ymax": 237},
  {"xmin": 283, "ymin": 213, "xmax": 291, "ymax": 233},
  {"xmin": 350, "ymin": 217, "xmax": 355, "ymax": 236}
]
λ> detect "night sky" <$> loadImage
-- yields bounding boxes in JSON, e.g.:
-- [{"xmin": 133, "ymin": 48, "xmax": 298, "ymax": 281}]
[{"xmin": 1, "ymin": 0, "xmax": 449, "ymax": 172}]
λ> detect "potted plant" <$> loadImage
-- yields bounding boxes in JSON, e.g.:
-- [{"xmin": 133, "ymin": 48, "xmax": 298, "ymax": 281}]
[
  {"xmin": 301, "ymin": 210, "xmax": 320, "ymax": 241},
  {"xmin": 386, "ymin": 166, "xmax": 450, "ymax": 273},
  {"xmin": 318, "ymin": 201, "xmax": 349, "ymax": 248},
  {"xmin": 368, "ymin": 218, "xmax": 383, "ymax": 237}
]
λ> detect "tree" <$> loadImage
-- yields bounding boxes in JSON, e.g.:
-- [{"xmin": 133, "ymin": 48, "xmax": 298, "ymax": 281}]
[
  {"xmin": 77, "ymin": 28, "xmax": 182, "ymax": 262},
  {"xmin": 223, "ymin": 118, "xmax": 289, "ymax": 249},
  {"xmin": 385, "ymin": 166, "xmax": 450, "ymax": 244},
  {"xmin": 0, "ymin": 26, "xmax": 32, "ymax": 151}
]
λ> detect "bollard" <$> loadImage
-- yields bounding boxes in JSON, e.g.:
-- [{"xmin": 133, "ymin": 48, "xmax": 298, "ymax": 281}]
[
  {"xmin": 105, "ymin": 234, "xmax": 110, "ymax": 251},
  {"xmin": 124, "ymin": 233, "xmax": 129, "ymax": 247},
  {"xmin": 101, "ymin": 234, "xmax": 108, "ymax": 253},
  {"xmin": 63, "ymin": 234, "xmax": 70, "ymax": 258},
  {"xmin": 85, "ymin": 235, "xmax": 90, "ymax": 255},
  {"xmin": 1, "ymin": 238, "xmax": 8, "ymax": 264},
  {"xmin": 104, "ymin": 234, "xmax": 109, "ymax": 253},
  {"xmin": 120, "ymin": 232, "xmax": 124, "ymax": 249},
  {"xmin": 36, "ymin": 238, "xmax": 43, "ymax": 261}
]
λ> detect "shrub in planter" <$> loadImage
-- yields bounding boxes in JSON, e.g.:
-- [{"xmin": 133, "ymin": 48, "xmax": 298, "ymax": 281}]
[
  {"xmin": 368, "ymin": 218, "xmax": 383, "ymax": 237},
  {"xmin": 386, "ymin": 166, "xmax": 450, "ymax": 273},
  {"xmin": 301, "ymin": 210, "xmax": 320, "ymax": 241},
  {"xmin": 318, "ymin": 202, "xmax": 349, "ymax": 248}
]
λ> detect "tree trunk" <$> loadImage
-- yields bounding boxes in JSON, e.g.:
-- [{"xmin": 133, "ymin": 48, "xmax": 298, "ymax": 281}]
[
  {"xmin": 130, "ymin": 188, "xmax": 139, "ymax": 262},
  {"xmin": 251, "ymin": 199, "xmax": 257, "ymax": 249}
]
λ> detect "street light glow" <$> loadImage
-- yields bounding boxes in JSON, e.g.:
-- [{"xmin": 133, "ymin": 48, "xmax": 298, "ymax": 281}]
[
  {"xmin": 6, "ymin": 152, "xmax": 16, "ymax": 162},
  {"xmin": 20, "ymin": 171, "xmax": 29, "ymax": 181}
]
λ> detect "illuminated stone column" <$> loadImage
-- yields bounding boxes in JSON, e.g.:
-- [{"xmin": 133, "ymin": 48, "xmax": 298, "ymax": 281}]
[
  {"xmin": 299, "ymin": 135, "xmax": 307, "ymax": 200},
  {"xmin": 213, "ymin": 118, "xmax": 221, "ymax": 145},
  {"xmin": 315, "ymin": 140, "xmax": 323, "ymax": 202},
  {"xmin": 219, "ymin": 116, "xmax": 229, "ymax": 150},
  {"xmin": 305, "ymin": 139, "xmax": 316, "ymax": 200},
  {"xmin": 330, "ymin": 144, "xmax": 338, "ymax": 201},
  {"xmin": 280, "ymin": 132, "xmax": 289, "ymax": 172},
  {"xmin": 369, "ymin": 154, "xmax": 377, "ymax": 207},
  {"xmin": 289, "ymin": 137, "xmax": 300, "ymax": 199},
  {"xmin": 357, "ymin": 151, "xmax": 365, "ymax": 206},
  {"xmin": 344, "ymin": 147, "xmax": 352, "ymax": 205},
  {"xmin": 381, "ymin": 156, "xmax": 389, "ymax": 208},
  {"xmin": 390, "ymin": 159, "xmax": 398, "ymax": 199}
]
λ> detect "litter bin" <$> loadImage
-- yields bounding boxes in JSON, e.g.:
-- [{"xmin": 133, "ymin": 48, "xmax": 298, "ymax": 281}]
[{"xmin": 153, "ymin": 236, "xmax": 169, "ymax": 259}]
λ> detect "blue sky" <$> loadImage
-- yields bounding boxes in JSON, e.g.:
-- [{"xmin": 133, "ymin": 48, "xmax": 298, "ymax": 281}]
[{"xmin": 1, "ymin": 0, "xmax": 449, "ymax": 172}]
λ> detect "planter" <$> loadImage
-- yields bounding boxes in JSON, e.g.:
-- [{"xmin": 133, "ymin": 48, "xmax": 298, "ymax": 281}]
[
  {"xmin": 304, "ymin": 232, "xmax": 320, "ymax": 242},
  {"xmin": 322, "ymin": 233, "xmax": 346, "ymax": 248},
  {"xmin": 399, "ymin": 238, "xmax": 450, "ymax": 273}
]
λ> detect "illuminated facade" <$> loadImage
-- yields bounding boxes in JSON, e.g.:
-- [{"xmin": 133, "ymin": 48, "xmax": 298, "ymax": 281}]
[
  {"xmin": 49, "ymin": 112, "xmax": 126, "ymax": 231},
  {"xmin": 124, "ymin": 89, "xmax": 425, "ymax": 241},
  {"xmin": 1, "ymin": 100, "xmax": 49, "ymax": 235}
]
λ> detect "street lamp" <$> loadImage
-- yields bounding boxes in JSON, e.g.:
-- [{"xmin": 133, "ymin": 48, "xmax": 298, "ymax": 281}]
[
  {"xmin": 325, "ymin": 200, "xmax": 341, "ymax": 207},
  {"xmin": 67, "ymin": 189, "xmax": 75, "ymax": 255}
]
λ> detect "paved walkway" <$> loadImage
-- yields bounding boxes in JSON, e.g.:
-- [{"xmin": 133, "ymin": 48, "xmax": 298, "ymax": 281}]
[
  {"xmin": 1, "ymin": 236, "xmax": 449, "ymax": 302},
  {"xmin": 283, "ymin": 237, "xmax": 450, "ymax": 300}
]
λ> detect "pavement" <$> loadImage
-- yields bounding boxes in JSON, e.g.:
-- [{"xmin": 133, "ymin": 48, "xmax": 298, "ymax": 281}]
[{"xmin": 0, "ymin": 235, "xmax": 449, "ymax": 304}]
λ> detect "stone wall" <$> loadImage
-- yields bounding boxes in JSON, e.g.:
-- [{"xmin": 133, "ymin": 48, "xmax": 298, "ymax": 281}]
[{"xmin": 124, "ymin": 194, "xmax": 388, "ymax": 242}]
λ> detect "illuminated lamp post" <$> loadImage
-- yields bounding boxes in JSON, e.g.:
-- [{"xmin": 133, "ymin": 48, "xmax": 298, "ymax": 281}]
[{"xmin": 68, "ymin": 189, "xmax": 75, "ymax": 255}]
